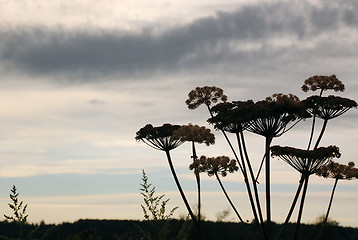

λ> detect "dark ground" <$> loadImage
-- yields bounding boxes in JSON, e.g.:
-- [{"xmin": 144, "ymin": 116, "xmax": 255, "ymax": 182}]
[{"xmin": 0, "ymin": 219, "xmax": 357, "ymax": 240}]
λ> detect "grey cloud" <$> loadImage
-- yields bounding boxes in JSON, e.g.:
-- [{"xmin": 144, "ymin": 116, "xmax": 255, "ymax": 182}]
[{"xmin": 0, "ymin": 0, "xmax": 357, "ymax": 81}]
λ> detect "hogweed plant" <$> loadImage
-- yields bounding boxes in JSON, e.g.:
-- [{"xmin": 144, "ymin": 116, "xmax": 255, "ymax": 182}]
[
  {"xmin": 315, "ymin": 161, "xmax": 358, "ymax": 239},
  {"xmin": 172, "ymin": 124, "xmax": 215, "ymax": 224},
  {"xmin": 270, "ymin": 145, "xmax": 341, "ymax": 240},
  {"xmin": 135, "ymin": 75, "xmax": 356, "ymax": 240}
]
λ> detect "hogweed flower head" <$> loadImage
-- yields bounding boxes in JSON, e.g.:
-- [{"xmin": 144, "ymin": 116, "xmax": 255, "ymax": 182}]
[
  {"xmin": 246, "ymin": 93, "xmax": 308, "ymax": 138},
  {"xmin": 208, "ymin": 100, "xmax": 255, "ymax": 133},
  {"xmin": 301, "ymin": 75, "xmax": 345, "ymax": 93},
  {"xmin": 189, "ymin": 155, "xmax": 238, "ymax": 177},
  {"xmin": 271, "ymin": 145, "xmax": 341, "ymax": 176},
  {"xmin": 186, "ymin": 86, "xmax": 227, "ymax": 110},
  {"xmin": 302, "ymin": 95, "xmax": 357, "ymax": 120},
  {"xmin": 172, "ymin": 124, "xmax": 215, "ymax": 146},
  {"xmin": 316, "ymin": 161, "xmax": 358, "ymax": 180},
  {"xmin": 135, "ymin": 123, "xmax": 183, "ymax": 151}
]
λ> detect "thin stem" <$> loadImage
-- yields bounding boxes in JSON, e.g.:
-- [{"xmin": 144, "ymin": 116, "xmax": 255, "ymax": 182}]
[
  {"xmin": 265, "ymin": 137, "xmax": 273, "ymax": 240},
  {"xmin": 236, "ymin": 133, "xmax": 266, "ymax": 240},
  {"xmin": 313, "ymin": 119, "xmax": 328, "ymax": 150},
  {"xmin": 307, "ymin": 115, "xmax": 316, "ymax": 150},
  {"xmin": 192, "ymin": 142, "xmax": 201, "ymax": 223},
  {"xmin": 215, "ymin": 172, "xmax": 245, "ymax": 223},
  {"xmin": 239, "ymin": 132, "xmax": 266, "ymax": 233},
  {"xmin": 165, "ymin": 150, "xmax": 204, "ymax": 240},
  {"xmin": 316, "ymin": 178, "xmax": 339, "ymax": 240},
  {"xmin": 275, "ymin": 175, "xmax": 305, "ymax": 240},
  {"xmin": 255, "ymin": 153, "xmax": 266, "ymax": 183},
  {"xmin": 206, "ymin": 105, "xmax": 264, "ymax": 239},
  {"xmin": 195, "ymin": 172, "xmax": 201, "ymax": 223},
  {"xmin": 294, "ymin": 175, "xmax": 310, "ymax": 240},
  {"xmin": 215, "ymin": 172, "xmax": 255, "ymax": 240},
  {"xmin": 307, "ymin": 89, "xmax": 324, "ymax": 150}
]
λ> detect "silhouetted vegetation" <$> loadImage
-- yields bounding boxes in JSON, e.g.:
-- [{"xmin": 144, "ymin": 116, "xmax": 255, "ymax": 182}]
[
  {"xmin": 0, "ymin": 219, "xmax": 358, "ymax": 240},
  {"xmin": 136, "ymin": 75, "xmax": 358, "ymax": 240}
]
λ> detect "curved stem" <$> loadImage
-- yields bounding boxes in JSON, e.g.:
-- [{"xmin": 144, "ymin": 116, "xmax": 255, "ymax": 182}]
[
  {"xmin": 316, "ymin": 178, "xmax": 339, "ymax": 240},
  {"xmin": 313, "ymin": 119, "xmax": 328, "ymax": 150},
  {"xmin": 275, "ymin": 175, "xmax": 305, "ymax": 240},
  {"xmin": 165, "ymin": 150, "xmax": 204, "ymax": 239},
  {"xmin": 215, "ymin": 172, "xmax": 255, "ymax": 240},
  {"xmin": 294, "ymin": 175, "xmax": 310, "ymax": 240}
]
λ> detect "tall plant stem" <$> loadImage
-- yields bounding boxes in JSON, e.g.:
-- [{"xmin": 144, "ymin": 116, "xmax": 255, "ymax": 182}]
[
  {"xmin": 165, "ymin": 150, "xmax": 204, "ymax": 240},
  {"xmin": 316, "ymin": 178, "xmax": 339, "ymax": 240},
  {"xmin": 195, "ymin": 172, "xmax": 201, "ymax": 223},
  {"xmin": 294, "ymin": 175, "xmax": 310, "ymax": 240},
  {"xmin": 255, "ymin": 153, "xmax": 266, "ymax": 183},
  {"xmin": 236, "ymin": 133, "xmax": 266, "ymax": 240},
  {"xmin": 275, "ymin": 175, "xmax": 305, "ymax": 240},
  {"xmin": 265, "ymin": 137, "xmax": 273, "ymax": 240},
  {"xmin": 192, "ymin": 141, "xmax": 201, "ymax": 223},
  {"xmin": 206, "ymin": 105, "xmax": 264, "ymax": 239},
  {"xmin": 307, "ymin": 115, "xmax": 317, "ymax": 150},
  {"xmin": 239, "ymin": 132, "xmax": 266, "ymax": 232},
  {"xmin": 214, "ymin": 172, "xmax": 255, "ymax": 240},
  {"xmin": 308, "ymin": 89, "xmax": 324, "ymax": 150},
  {"xmin": 313, "ymin": 119, "xmax": 328, "ymax": 150}
]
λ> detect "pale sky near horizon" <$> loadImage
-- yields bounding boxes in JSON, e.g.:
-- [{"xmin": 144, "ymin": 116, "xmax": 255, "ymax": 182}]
[{"xmin": 0, "ymin": 0, "xmax": 358, "ymax": 227}]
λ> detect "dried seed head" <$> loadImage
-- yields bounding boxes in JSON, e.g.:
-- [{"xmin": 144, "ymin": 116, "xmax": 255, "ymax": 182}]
[
  {"xmin": 186, "ymin": 86, "xmax": 227, "ymax": 109},
  {"xmin": 302, "ymin": 75, "xmax": 345, "ymax": 92},
  {"xmin": 172, "ymin": 124, "xmax": 215, "ymax": 146}
]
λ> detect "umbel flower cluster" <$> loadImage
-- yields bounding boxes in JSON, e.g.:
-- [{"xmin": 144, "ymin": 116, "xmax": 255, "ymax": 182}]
[
  {"xmin": 317, "ymin": 161, "xmax": 358, "ymax": 180},
  {"xmin": 172, "ymin": 124, "xmax": 215, "ymax": 146},
  {"xmin": 271, "ymin": 145, "xmax": 341, "ymax": 176},
  {"xmin": 301, "ymin": 75, "xmax": 345, "ymax": 92},
  {"xmin": 189, "ymin": 156, "xmax": 238, "ymax": 177},
  {"xmin": 136, "ymin": 74, "xmax": 357, "ymax": 240}
]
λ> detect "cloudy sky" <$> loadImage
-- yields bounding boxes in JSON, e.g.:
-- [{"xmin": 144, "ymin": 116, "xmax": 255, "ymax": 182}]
[{"xmin": 0, "ymin": 0, "xmax": 358, "ymax": 226}]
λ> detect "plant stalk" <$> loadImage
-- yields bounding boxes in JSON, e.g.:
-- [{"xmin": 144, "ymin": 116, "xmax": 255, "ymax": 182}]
[
  {"xmin": 275, "ymin": 175, "xmax": 305, "ymax": 240},
  {"xmin": 294, "ymin": 175, "xmax": 310, "ymax": 240},
  {"xmin": 316, "ymin": 178, "xmax": 339, "ymax": 240},
  {"xmin": 265, "ymin": 137, "xmax": 273, "ymax": 240},
  {"xmin": 239, "ymin": 132, "xmax": 266, "ymax": 236},
  {"xmin": 192, "ymin": 141, "xmax": 201, "ymax": 224},
  {"xmin": 165, "ymin": 150, "xmax": 204, "ymax": 240},
  {"xmin": 215, "ymin": 172, "xmax": 255, "ymax": 240}
]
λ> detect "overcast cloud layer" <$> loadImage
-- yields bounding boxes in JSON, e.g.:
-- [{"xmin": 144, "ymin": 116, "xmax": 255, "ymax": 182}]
[{"xmin": 1, "ymin": 0, "xmax": 358, "ymax": 81}]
